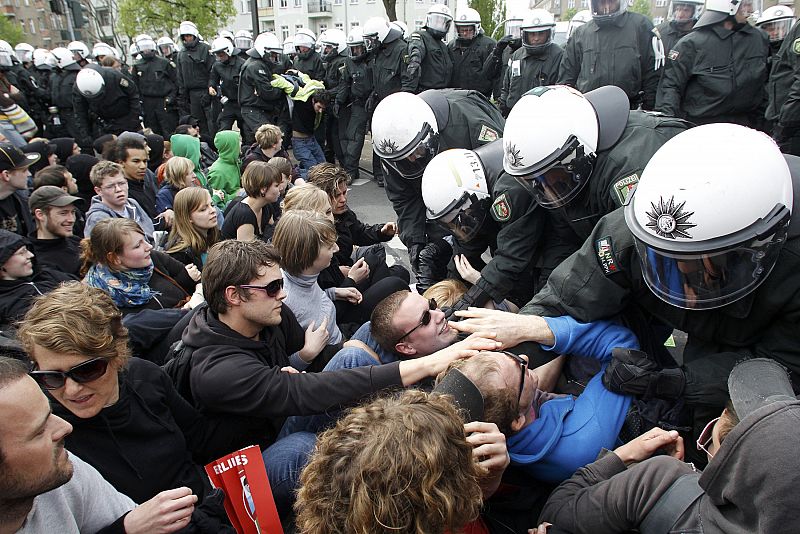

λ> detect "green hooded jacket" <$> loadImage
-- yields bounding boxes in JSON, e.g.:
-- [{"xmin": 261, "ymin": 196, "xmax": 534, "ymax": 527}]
[
  {"xmin": 170, "ymin": 134, "xmax": 223, "ymax": 206},
  {"xmin": 207, "ymin": 130, "xmax": 241, "ymax": 204}
]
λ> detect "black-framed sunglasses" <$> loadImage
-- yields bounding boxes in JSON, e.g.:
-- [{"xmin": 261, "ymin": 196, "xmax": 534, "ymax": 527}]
[
  {"xmin": 240, "ymin": 278, "xmax": 284, "ymax": 298},
  {"xmin": 501, "ymin": 350, "xmax": 528, "ymax": 405},
  {"xmin": 395, "ymin": 298, "xmax": 438, "ymax": 344},
  {"xmin": 29, "ymin": 357, "xmax": 111, "ymax": 390}
]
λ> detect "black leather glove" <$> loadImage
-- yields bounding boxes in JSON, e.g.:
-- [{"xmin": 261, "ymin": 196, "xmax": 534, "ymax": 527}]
[
  {"xmin": 495, "ymin": 35, "xmax": 513, "ymax": 54},
  {"xmin": 365, "ymin": 93, "xmax": 377, "ymax": 114},
  {"xmin": 603, "ymin": 348, "xmax": 685, "ymax": 400},
  {"xmin": 447, "ymin": 283, "xmax": 492, "ymax": 320},
  {"xmin": 414, "ymin": 239, "xmax": 453, "ymax": 292},
  {"xmin": 406, "ymin": 60, "xmax": 421, "ymax": 77},
  {"xmin": 409, "ymin": 243, "xmax": 425, "ymax": 275},
  {"xmin": 498, "ymin": 100, "xmax": 510, "ymax": 118}
]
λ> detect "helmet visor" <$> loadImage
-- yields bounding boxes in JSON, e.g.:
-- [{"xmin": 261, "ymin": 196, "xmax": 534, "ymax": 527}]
[
  {"xmin": 159, "ymin": 44, "xmax": 174, "ymax": 55},
  {"xmin": 427, "ymin": 13, "xmax": 452, "ymax": 33},
  {"xmin": 669, "ymin": 2, "xmax": 698, "ymax": 22},
  {"xmin": 378, "ymin": 123, "xmax": 439, "ymax": 179},
  {"xmin": 635, "ymin": 223, "xmax": 788, "ymax": 310},
  {"xmin": 591, "ymin": 0, "xmax": 623, "ymax": 17},
  {"xmin": 0, "ymin": 51, "xmax": 12, "ymax": 67},
  {"xmin": 436, "ymin": 193, "xmax": 490, "ymax": 242},
  {"xmin": 235, "ymin": 36, "xmax": 253, "ymax": 49},
  {"xmin": 761, "ymin": 18, "xmax": 793, "ymax": 42},
  {"xmin": 505, "ymin": 19, "xmax": 522, "ymax": 38}
]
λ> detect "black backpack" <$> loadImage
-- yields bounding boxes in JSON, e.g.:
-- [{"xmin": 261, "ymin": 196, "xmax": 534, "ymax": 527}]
[{"xmin": 162, "ymin": 339, "xmax": 196, "ymax": 403}]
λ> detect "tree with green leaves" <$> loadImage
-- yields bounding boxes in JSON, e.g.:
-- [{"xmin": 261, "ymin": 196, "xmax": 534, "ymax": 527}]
[
  {"xmin": 629, "ymin": 0, "xmax": 651, "ymax": 18},
  {"xmin": 118, "ymin": 0, "xmax": 236, "ymax": 40},
  {"xmin": 470, "ymin": 0, "xmax": 505, "ymax": 38},
  {"xmin": 563, "ymin": 7, "xmax": 579, "ymax": 21},
  {"xmin": 0, "ymin": 17, "xmax": 24, "ymax": 46}
]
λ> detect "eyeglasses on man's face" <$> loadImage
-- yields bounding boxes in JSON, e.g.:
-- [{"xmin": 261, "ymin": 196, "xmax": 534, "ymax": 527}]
[
  {"xmin": 395, "ymin": 298, "xmax": 438, "ymax": 344},
  {"xmin": 501, "ymin": 350, "xmax": 528, "ymax": 406},
  {"xmin": 240, "ymin": 278, "xmax": 284, "ymax": 298},
  {"xmin": 696, "ymin": 416, "xmax": 720, "ymax": 458}
]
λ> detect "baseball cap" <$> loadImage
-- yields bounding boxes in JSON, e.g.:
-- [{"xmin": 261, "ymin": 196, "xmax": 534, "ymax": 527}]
[
  {"xmin": 0, "ymin": 142, "xmax": 40, "ymax": 171},
  {"xmin": 28, "ymin": 185, "xmax": 84, "ymax": 212},
  {"xmin": 728, "ymin": 358, "xmax": 797, "ymax": 420}
]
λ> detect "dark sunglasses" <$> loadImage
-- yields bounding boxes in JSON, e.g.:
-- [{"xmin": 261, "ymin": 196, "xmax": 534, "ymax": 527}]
[
  {"xmin": 29, "ymin": 357, "xmax": 111, "ymax": 390},
  {"xmin": 240, "ymin": 278, "xmax": 284, "ymax": 298},
  {"xmin": 395, "ymin": 298, "xmax": 438, "ymax": 344},
  {"xmin": 501, "ymin": 350, "xmax": 528, "ymax": 405}
]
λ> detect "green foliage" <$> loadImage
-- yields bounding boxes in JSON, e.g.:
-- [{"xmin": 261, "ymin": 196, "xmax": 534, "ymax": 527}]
[
  {"xmin": 629, "ymin": 0, "xmax": 651, "ymax": 18},
  {"xmin": 469, "ymin": 0, "xmax": 505, "ymax": 39},
  {"xmin": 118, "ymin": 0, "xmax": 236, "ymax": 39},
  {"xmin": 0, "ymin": 17, "xmax": 24, "ymax": 46},
  {"xmin": 563, "ymin": 7, "xmax": 579, "ymax": 21}
]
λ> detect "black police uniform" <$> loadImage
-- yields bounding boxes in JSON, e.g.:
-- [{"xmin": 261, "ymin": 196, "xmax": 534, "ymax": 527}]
[
  {"xmin": 381, "ymin": 89, "xmax": 504, "ymax": 269},
  {"xmin": 448, "ymin": 33, "xmax": 496, "ymax": 97},
  {"xmin": 656, "ymin": 21, "xmax": 768, "ymax": 127},
  {"xmin": 73, "ymin": 65, "xmax": 141, "ymax": 143},
  {"xmin": 484, "ymin": 39, "xmax": 520, "ymax": 109},
  {"xmin": 371, "ymin": 32, "xmax": 409, "ymax": 104},
  {"xmin": 501, "ymin": 42, "xmax": 563, "ymax": 112},
  {"xmin": 49, "ymin": 66, "xmax": 85, "ymax": 145},
  {"xmin": 655, "ymin": 21, "xmax": 692, "ymax": 67},
  {"xmin": 520, "ymin": 203, "xmax": 800, "ymax": 463},
  {"xmin": 176, "ymin": 41, "xmax": 215, "ymax": 136},
  {"xmin": 767, "ymin": 19, "xmax": 800, "ymax": 155},
  {"xmin": 338, "ymin": 52, "xmax": 375, "ymax": 181},
  {"xmin": 132, "ymin": 54, "xmax": 179, "ymax": 138},
  {"xmin": 209, "ymin": 54, "xmax": 246, "ymax": 136},
  {"xmin": 403, "ymin": 29, "xmax": 453, "ymax": 93},
  {"xmin": 323, "ymin": 51, "xmax": 347, "ymax": 164},
  {"xmin": 238, "ymin": 56, "xmax": 286, "ymax": 145},
  {"xmin": 559, "ymin": 12, "xmax": 661, "ymax": 109},
  {"xmin": 293, "ymin": 49, "xmax": 325, "ymax": 81}
]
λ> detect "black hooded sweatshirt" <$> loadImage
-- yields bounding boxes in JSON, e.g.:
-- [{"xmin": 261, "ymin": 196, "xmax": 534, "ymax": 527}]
[{"xmin": 183, "ymin": 305, "xmax": 402, "ymax": 446}]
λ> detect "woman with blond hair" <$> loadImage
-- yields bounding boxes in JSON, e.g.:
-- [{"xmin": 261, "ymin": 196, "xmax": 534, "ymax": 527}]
[
  {"xmin": 156, "ymin": 155, "xmax": 197, "ymax": 213},
  {"xmin": 165, "ymin": 187, "xmax": 220, "ymax": 270}
]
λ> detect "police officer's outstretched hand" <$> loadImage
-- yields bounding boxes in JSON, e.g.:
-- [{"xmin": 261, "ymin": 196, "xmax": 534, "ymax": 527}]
[
  {"xmin": 495, "ymin": 35, "xmax": 513, "ymax": 53},
  {"xmin": 450, "ymin": 308, "xmax": 554, "ymax": 349}
]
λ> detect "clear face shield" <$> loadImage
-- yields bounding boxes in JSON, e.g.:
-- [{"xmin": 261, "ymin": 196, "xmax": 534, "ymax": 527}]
[
  {"xmin": 427, "ymin": 13, "xmax": 452, "ymax": 34},
  {"xmin": 761, "ymin": 18, "xmax": 793, "ymax": 42},
  {"xmin": 455, "ymin": 22, "xmax": 478, "ymax": 41},
  {"xmin": 591, "ymin": 0, "xmax": 623, "ymax": 17},
  {"xmin": 0, "ymin": 51, "xmax": 12, "ymax": 68},
  {"xmin": 235, "ymin": 36, "xmax": 253, "ymax": 49},
  {"xmin": 379, "ymin": 123, "xmax": 440, "ymax": 179},
  {"xmin": 522, "ymin": 28, "xmax": 553, "ymax": 51},
  {"xmin": 737, "ymin": 0, "xmax": 760, "ymax": 21},
  {"xmin": 505, "ymin": 19, "xmax": 523, "ymax": 38},
  {"xmin": 159, "ymin": 44, "xmax": 174, "ymax": 56},
  {"xmin": 634, "ymin": 209, "xmax": 789, "ymax": 310},
  {"xmin": 364, "ymin": 33, "xmax": 379, "ymax": 51},
  {"xmin": 435, "ymin": 192, "xmax": 490, "ymax": 242},
  {"xmin": 349, "ymin": 43, "xmax": 366, "ymax": 58},
  {"xmin": 16, "ymin": 49, "xmax": 33, "ymax": 63},
  {"xmin": 512, "ymin": 136, "xmax": 595, "ymax": 208},
  {"xmin": 669, "ymin": 2, "xmax": 698, "ymax": 22},
  {"xmin": 268, "ymin": 50, "xmax": 283, "ymax": 64}
]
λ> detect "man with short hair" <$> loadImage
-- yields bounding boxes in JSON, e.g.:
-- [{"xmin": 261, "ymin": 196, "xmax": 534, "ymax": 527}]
[
  {"xmin": 83, "ymin": 160, "xmax": 155, "ymax": 239},
  {"xmin": 28, "ymin": 186, "xmax": 83, "ymax": 276},
  {"xmin": 0, "ymin": 356, "xmax": 197, "ymax": 534},
  {"xmin": 0, "ymin": 143, "xmax": 38, "ymax": 237},
  {"xmin": 108, "ymin": 136, "xmax": 170, "ymax": 225}
]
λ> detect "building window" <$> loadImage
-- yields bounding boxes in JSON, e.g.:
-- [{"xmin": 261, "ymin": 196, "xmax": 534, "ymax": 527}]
[
  {"xmin": 653, "ymin": 16, "xmax": 664, "ymax": 24},
  {"xmin": 281, "ymin": 24, "xmax": 289, "ymax": 40},
  {"xmin": 295, "ymin": 23, "xmax": 304, "ymax": 32},
  {"xmin": 241, "ymin": 0, "xmax": 250, "ymax": 12},
  {"xmin": 96, "ymin": 8, "xmax": 111, "ymax": 25},
  {"xmin": 318, "ymin": 23, "xmax": 327, "ymax": 32},
  {"xmin": 581, "ymin": 0, "xmax": 588, "ymax": 6},
  {"xmin": 280, "ymin": 0, "xmax": 288, "ymax": 8},
  {"xmin": 567, "ymin": 0, "xmax": 575, "ymax": 8},
  {"xmin": 29, "ymin": 19, "xmax": 35, "ymax": 33},
  {"xmin": 334, "ymin": 21, "xmax": 343, "ymax": 29},
  {"xmin": 334, "ymin": 0, "xmax": 342, "ymax": 4},
  {"xmin": 294, "ymin": 0, "xmax": 301, "ymax": 7},
  {"xmin": 350, "ymin": 20, "xmax": 359, "ymax": 29},
  {"xmin": 655, "ymin": 0, "xmax": 667, "ymax": 6},
  {"xmin": 349, "ymin": 0, "xmax": 357, "ymax": 5}
]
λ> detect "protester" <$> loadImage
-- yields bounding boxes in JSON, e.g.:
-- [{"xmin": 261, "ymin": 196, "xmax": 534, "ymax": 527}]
[
  {"xmin": 156, "ymin": 156, "xmax": 197, "ymax": 213},
  {"xmin": 220, "ymin": 161, "xmax": 281, "ymax": 241},
  {"xmin": 165, "ymin": 187, "xmax": 219, "ymax": 270}
]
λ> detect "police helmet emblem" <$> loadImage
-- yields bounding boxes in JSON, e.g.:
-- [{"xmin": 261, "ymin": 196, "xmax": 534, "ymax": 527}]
[
  {"xmin": 645, "ymin": 196, "xmax": 696, "ymax": 239},
  {"xmin": 505, "ymin": 144, "xmax": 524, "ymax": 168},
  {"xmin": 377, "ymin": 138, "xmax": 399, "ymax": 155},
  {"xmin": 777, "ymin": 9, "xmax": 784, "ymax": 15},
  {"xmin": 533, "ymin": 18, "xmax": 540, "ymax": 23}
]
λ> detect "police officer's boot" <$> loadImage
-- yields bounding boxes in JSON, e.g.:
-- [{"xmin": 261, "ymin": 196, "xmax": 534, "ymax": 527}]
[{"xmin": 603, "ymin": 348, "xmax": 685, "ymax": 400}]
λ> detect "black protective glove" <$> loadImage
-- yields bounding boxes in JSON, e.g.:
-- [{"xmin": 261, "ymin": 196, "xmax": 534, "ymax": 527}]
[
  {"xmin": 447, "ymin": 283, "xmax": 492, "ymax": 320},
  {"xmin": 494, "ymin": 35, "xmax": 513, "ymax": 54},
  {"xmin": 406, "ymin": 60, "xmax": 421, "ymax": 77},
  {"xmin": 414, "ymin": 239, "xmax": 452, "ymax": 293},
  {"xmin": 603, "ymin": 348, "xmax": 685, "ymax": 400},
  {"xmin": 498, "ymin": 100, "xmax": 510, "ymax": 118},
  {"xmin": 409, "ymin": 243, "xmax": 425, "ymax": 275},
  {"xmin": 365, "ymin": 93, "xmax": 377, "ymax": 114}
]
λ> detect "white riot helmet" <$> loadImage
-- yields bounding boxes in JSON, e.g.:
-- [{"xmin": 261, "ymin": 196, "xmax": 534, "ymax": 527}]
[
  {"xmin": 33, "ymin": 49, "xmax": 56, "ymax": 69},
  {"xmin": 625, "ymin": 124, "xmax": 792, "ymax": 310},
  {"xmin": 251, "ymin": 32, "xmax": 283, "ymax": 62},
  {"xmin": 503, "ymin": 86, "xmax": 601, "ymax": 207},
  {"xmin": 372, "ymin": 92, "xmax": 440, "ymax": 179},
  {"xmin": 391, "ymin": 20, "xmax": 410, "ymax": 39},
  {"xmin": 235, "ymin": 30, "xmax": 253, "ymax": 50},
  {"xmin": 92, "ymin": 42, "xmax": 117, "ymax": 60},
  {"xmin": 0, "ymin": 41, "xmax": 13, "ymax": 68},
  {"xmin": 14, "ymin": 43, "xmax": 33, "ymax": 63},
  {"xmin": 757, "ymin": 5, "xmax": 795, "ymax": 43},
  {"xmin": 294, "ymin": 28, "xmax": 317, "ymax": 50},
  {"xmin": 422, "ymin": 149, "xmax": 491, "ymax": 242},
  {"xmin": 51, "ymin": 47, "xmax": 78, "ymax": 69},
  {"xmin": 347, "ymin": 28, "xmax": 367, "ymax": 59},
  {"xmin": 283, "ymin": 37, "xmax": 295, "ymax": 56},
  {"xmin": 504, "ymin": 13, "xmax": 524, "ymax": 40},
  {"xmin": 695, "ymin": 0, "xmax": 759, "ymax": 28},
  {"xmin": 68, "ymin": 41, "xmax": 89, "ymax": 61},
  {"xmin": 666, "ymin": 0, "xmax": 704, "ymax": 25},
  {"xmin": 157, "ymin": 36, "xmax": 176, "ymax": 56},
  {"xmin": 364, "ymin": 17, "xmax": 391, "ymax": 50},
  {"xmin": 179, "ymin": 21, "xmax": 199, "ymax": 38},
  {"xmin": 568, "ymin": 10, "xmax": 592, "ymax": 38},
  {"xmin": 210, "ymin": 37, "xmax": 234, "ymax": 56},
  {"xmin": 136, "ymin": 34, "xmax": 158, "ymax": 55},
  {"xmin": 426, "ymin": 4, "xmax": 453, "ymax": 38},
  {"xmin": 321, "ymin": 28, "xmax": 347, "ymax": 59},
  {"xmin": 455, "ymin": 8, "xmax": 482, "ymax": 43},
  {"xmin": 76, "ymin": 67, "xmax": 105, "ymax": 98},
  {"xmin": 218, "ymin": 30, "xmax": 235, "ymax": 44},
  {"xmin": 521, "ymin": 9, "xmax": 556, "ymax": 53},
  {"xmin": 590, "ymin": 0, "xmax": 627, "ymax": 26}
]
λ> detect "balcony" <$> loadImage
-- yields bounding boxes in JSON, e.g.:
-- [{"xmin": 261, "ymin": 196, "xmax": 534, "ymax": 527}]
[
  {"xmin": 258, "ymin": 5, "xmax": 273, "ymax": 17},
  {"xmin": 307, "ymin": 0, "xmax": 332, "ymax": 16}
]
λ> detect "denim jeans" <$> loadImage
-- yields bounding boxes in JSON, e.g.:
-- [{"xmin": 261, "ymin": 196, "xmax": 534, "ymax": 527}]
[
  {"xmin": 262, "ymin": 431, "xmax": 317, "ymax": 518},
  {"xmin": 292, "ymin": 135, "xmax": 326, "ymax": 178}
]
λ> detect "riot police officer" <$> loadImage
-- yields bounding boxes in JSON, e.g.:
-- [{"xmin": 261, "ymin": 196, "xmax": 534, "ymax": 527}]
[
  {"xmin": 68, "ymin": 41, "xmax": 91, "ymax": 68},
  {"xmin": 234, "ymin": 30, "xmax": 254, "ymax": 62},
  {"xmin": 321, "ymin": 29, "xmax": 348, "ymax": 164},
  {"xmin": 757, "ymin": 6, "xmax": 795, "ymax": 56},
  {"xmin": 48, "ymin": 48, "xmax": 84, "ymax": 146},
  {"xmin": 338, "ymin": 28, "xmax": 373, "ymax": 181},
  {"xmin": 448, "ymin": 8, "xmax": 496, "ymax": 97},
  {"xmin": 175, "ymin": 21, "xmax": 215, "ymax": 136},
  {"xmin": 656, "ymin": 0, "xmax": 768, "ymax": 127},
  {"xmin": 403, "ymin": 4, "xmax": 454, "ymax": 93},
  {"xmin": 559, "ymin": 0, "xmax": 662, "ymax": 109},
  {"xmin": 500, "ymin": 10, "xmax": 563, "ymax": 114},
  {"xmin": 157, "ymin": 36, "xmax": 177, "ymax": 62},
  {"xmin": 767, "ymin": 16, "xmax": 800, "ymax": 155},
  {"xmin": 293, "ymin": 29, "xmax": 325, "ymax": 80},
  {"xmin": 483, "ymin": 13, "xmax": 524, "ymax": 108},
  {"xmin": 132, "ymin": 34, "xmax": 178, "ymax": 138},
  {"xmin": 372, "ymin": 89, "xmax": 504, "ymax": 272},
  {"xmin": 73, "ymin": 64, "xmax": 141, "ymax": 143},
  {"xmin": 655, "ymin": 0, "xmax": 704, "ymax": 61},
  {"xmin": 209, "ymin": 37, "xmax": 246, "ymax": 136},
  {"xmin": 238, "ymin": 32, "xmax": 287, "ymax": 145},
  {"xmin": 422, "ymin": 142, "xmax": 546, "ymax": 309}
]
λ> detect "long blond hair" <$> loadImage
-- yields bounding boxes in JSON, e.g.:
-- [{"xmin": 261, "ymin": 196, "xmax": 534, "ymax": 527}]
[{"xmin": 166, "ymin": 188, "xmax": 220, "ymax": 255}]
